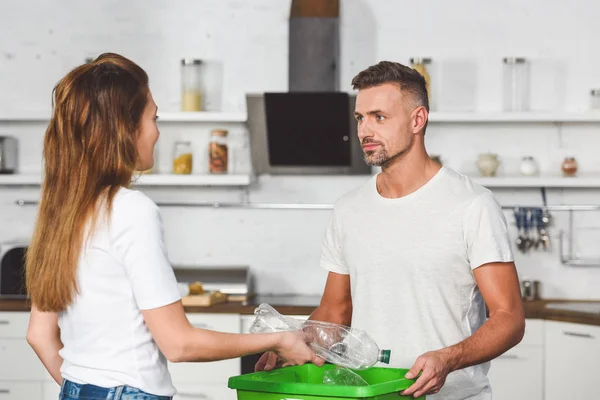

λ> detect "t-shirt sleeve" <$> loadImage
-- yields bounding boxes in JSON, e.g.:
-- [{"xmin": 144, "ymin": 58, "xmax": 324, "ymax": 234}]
[
  {"xmin": 112, "ymin": 191, "xmax": 182, "ymax": 310},
  {"xmin": 320, "ymin": 208, "xmax": 349, "ymax": 275},
  {"xmin": 463, "ymin": 192, "xmax": 515, "ymax": 270}
]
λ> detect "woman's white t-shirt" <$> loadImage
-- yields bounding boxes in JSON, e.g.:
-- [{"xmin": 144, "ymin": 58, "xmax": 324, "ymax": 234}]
[{"xmin": 58, "ymin": 188, "xmax": 181, "ymax": 396}]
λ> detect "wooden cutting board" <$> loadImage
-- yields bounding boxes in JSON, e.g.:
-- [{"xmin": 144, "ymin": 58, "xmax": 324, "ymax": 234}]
[{"xmin": 182, "ymin": 291, "xmax": 227, "ymax": 307}]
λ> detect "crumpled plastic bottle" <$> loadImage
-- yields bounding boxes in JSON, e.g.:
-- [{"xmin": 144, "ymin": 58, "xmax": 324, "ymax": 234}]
[
  {"xmin": 322, "ymin": 366, "xmax": 369, "ymax": 386},
  {"xmin": 250, "ymin": 303, "xmax": 391, "ymax": 370}
]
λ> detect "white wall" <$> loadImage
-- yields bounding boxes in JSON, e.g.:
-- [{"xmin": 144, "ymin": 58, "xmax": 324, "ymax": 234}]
[{"xmin": 1, "ymin": 0, "xmax": 600, "ymax": 298}]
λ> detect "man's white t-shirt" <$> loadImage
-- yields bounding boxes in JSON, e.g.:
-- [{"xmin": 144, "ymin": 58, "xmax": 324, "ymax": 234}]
[
  {"xmin": 320, "ymin": 167, "xmax": 514, "ymax": 400},
  {"xmin": 58, "ymin": 188, "xmax": 182, "ymax": 396}
]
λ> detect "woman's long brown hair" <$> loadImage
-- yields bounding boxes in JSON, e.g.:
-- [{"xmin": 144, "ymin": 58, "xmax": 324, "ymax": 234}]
[{"xmin": 26, "ymin": 53, "xmax": 149, "ymax": 312}]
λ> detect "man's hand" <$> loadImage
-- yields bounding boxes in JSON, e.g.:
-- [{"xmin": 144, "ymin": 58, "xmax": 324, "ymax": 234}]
[
  {"xmin": 255, "ymin": 351, "xmax": 280, "ymax": 372},
  {"xmin": 401, "ymin": 349, "xmax": 453, "ymax": 398}
]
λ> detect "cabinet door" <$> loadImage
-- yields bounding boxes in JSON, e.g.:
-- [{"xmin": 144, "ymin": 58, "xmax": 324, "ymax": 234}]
[
  {"xmin": 545, "ymin": 321, "xmax": 600, "ymax": 400},
  {"xmin": 174, "ymin": 383, "xmax": 236, "ymax": 400},
  {"xmin": 0, "ymin": 313, "xmax": 29, "ymax": 338},
  {"xmin": 0, "ymin": 339, "xmax": 47, "ymax": 380},
  {"xmin": 488, "ymin": 346, "xmax": 543, "ymax": 400},
  {"xmin": 42, "ymin": 381, "xmax": 60, "ymax": 400},
  {"xmin": 0, "ymin": 381, "xmax": 43, "ymax": 400}
]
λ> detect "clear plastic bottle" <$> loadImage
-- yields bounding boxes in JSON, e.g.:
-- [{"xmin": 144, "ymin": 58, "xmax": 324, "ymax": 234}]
[{"xmin": 250, "ymin": 304, "xmax": 391, "ymax": 370}]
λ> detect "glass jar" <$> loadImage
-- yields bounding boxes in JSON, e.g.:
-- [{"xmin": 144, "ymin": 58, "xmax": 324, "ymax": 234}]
[
  {"xmin": 561, "ymin": 157, "xmax": 578, "ymax": 177},
  {"xmin": 410, "ymin": 58, "xmax": 432, "ymax": 107},
  {"xmin": 209, "ymin": 130, "xmax": 228, "ymax": 174},
  {"xmin": 172, "ymin": 141, "xmax": 193, "ymax": 174},
  {"xmin": 591, "ymin": 89, "xmax": 600, "ymax": 110},
  {"xmin": 503, "ymin": 57, "xmax": 530, "ymax": 111},
  {"xmin": 181, "ymin": 59, "xmax": 203, "ymax": 112}
]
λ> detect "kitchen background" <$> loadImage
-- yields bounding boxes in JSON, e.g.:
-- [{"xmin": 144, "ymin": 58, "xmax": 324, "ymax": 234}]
[{"xmin": 2, "ymin": 0, "xmax": 600, "ymax": 299}]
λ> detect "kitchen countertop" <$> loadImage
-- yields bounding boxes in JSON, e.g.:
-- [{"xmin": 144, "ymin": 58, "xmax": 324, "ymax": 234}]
[
  {"xmin": 3, "ymin": 298, "xmax": 600, "ymax": 326},
  {"xmin": 0, "ymin": 295, "xmax": 321, "ymax": 316}
]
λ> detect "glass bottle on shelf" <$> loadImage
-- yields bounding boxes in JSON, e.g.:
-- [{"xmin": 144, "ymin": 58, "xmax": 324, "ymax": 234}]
[
  {"xmin": 181, "ymin": 59, "xmax": 203, "ymax": 112},
  {"xmin": 209, "ymin": 129, "xmax": 228, "ymax": 174},
  {"xmin": 172, "ymin": 141, "xmax": 193, "ymax": 174},
  {"xmin": 590, "ymin": 89, "xmax": 600, "ymax": 110},
  {"xmin": 503, "ymin": 57, "xmax": 530, "ymax": 112}
]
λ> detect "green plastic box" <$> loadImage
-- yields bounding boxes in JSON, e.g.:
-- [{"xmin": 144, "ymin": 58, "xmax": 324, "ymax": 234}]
[{"xmin": 228, "ymin": 364, "xmax": 425, "ymax": 399}]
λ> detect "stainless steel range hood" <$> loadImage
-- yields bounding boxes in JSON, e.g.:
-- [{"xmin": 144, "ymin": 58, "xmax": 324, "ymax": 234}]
[{"xmin": 246, "ymin": 92, "xmax": 371, "ymax": 175}]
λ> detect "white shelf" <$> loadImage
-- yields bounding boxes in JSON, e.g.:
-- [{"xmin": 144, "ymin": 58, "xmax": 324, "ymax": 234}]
[
  {"xmin": 473, "ymin": 176, "xmax": 600, "ymax": 188},
  {"xmin": 0, "ymin": 174, "xmax": 42, "ymax": 185},
  {"xmin": 132, "ymin": 174, "xmax": 252, "ymax": 186},
  {"xmin": 157, "ymin": 112, "xmax": 246, "ymax": 123},
  {"xmin": 0, "ymin": 174, "xmax": 252, "ymax": 187},
  {"xmin": 4, "ymin": 111, "xmax": 600, "ymax": 123},
  {"xmin": 0, "ymin": 115, "xmax": 51, "ymax": 122},
  {"xmin": 428, "ymin": 112, "xmax": 600, "ymax": 123},
  {"xmin": 0, "ymin": 112, "xmax": 247, "ymax": 123}
]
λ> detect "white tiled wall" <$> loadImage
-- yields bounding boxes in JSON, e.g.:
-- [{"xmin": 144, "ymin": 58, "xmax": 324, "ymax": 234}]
[{"xmin": 1, "ymin": 0, "xmax": 600, "ymax": 298}]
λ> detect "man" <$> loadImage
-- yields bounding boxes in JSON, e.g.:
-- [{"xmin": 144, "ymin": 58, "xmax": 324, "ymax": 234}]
[{"xmin": 257, "ymin": 61, "xmax": 525, "ymax": 399}]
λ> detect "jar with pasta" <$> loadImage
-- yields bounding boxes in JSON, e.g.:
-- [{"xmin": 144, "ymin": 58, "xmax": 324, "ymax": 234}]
[
  {"xmin": 172, "ymin": 141, "xmax": 193, "ymax": 174},
  {"xmin": 410, "ymin": 57, "xmax": 432, "ymax": 105},
  {"xmin": 209, "ymin": 129, "xmax": 228, "ymax": 174}
]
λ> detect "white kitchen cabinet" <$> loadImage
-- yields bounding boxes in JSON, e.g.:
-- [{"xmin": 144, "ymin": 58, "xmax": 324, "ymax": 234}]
[
  {"xmin": 545, "ymin": 321, "xmax": 600, "ymax": 400},
  {"xmin": 42, "ymin": 381, "xmax": 60, "ymax": 400},
  {"xmin": 487, "ymin": 319, "xmax": 544, "ymax": 400},
  {"xmin": 0, "ymin": 313, "xmax": 29, "ymax": 338},
  {"xmin": 0, "ymin": 312, "xmax": 44, "ymax": 400},
  {"xmin": 173, "ymin": 383, "xmax": 236, "ymax": 400},
  {"xmin": 488, "ymin": 346, "xmax": 544, "ymax": 400},
  {"xmin": 0, "ymin": 339, "xmax": 47, "ymax": 381},
  {"xmin": 168, "ymin": 314, "xmax": 241, "ymax": 386},
  {"xmin": 0, "ymin": 381, "xmax": 43, "ymax": 400}
]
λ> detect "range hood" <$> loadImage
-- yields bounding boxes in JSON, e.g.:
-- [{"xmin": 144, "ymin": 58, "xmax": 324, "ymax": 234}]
[{"xmin": 246, "ymin": 92, "xmax": 370, "ymax": 175}]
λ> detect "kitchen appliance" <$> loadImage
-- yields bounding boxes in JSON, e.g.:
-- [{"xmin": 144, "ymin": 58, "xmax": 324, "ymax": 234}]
[
  {"xmin": 172, "ymin": 266, "xmax": 252, "ymax": 302},
  {"xmin": 521, "ymin": 279, "xmax": 541, "ymax": 301},
  {"xmin": 0, "ymin": 240, "xmax": 28, "ymax": 298},
  {"xmin": 0, "ymin": 136, "xmax": 18, "ymax": 174},
  {"xmin": 246, "ymin": 92, "xmax": 371, "ymax": 175}
]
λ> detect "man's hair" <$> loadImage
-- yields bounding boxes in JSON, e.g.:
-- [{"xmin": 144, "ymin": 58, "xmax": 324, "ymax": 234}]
[{"xmin": 351, "ymin": 61, "xmax": 429, "ymax": 113}]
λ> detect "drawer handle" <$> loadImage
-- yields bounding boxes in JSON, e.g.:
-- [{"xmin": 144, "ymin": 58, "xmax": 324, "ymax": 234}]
[
  {"xmin": 178, "ymin": 393, "xmax": 208, "ymax": 399},
  {"xmin": 0, "ymin": 389, "xmax": 10, "ymax": 394},
  {"xmin": 0, "ymin": 321, "xmax": 9, "ymax": 325},
  {"xmin": 564, "ymin": 331, "xmax": 594, "ymax": 339},
  {"xmin": 498, "ymin": 354, "xmax": 519, "ymax": 360},
  {"xmin": 192, "ymin": 323, "xmax": 210, "ymax": 329}
]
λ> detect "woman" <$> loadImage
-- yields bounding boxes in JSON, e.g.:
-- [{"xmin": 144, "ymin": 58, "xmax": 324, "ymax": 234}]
[{"xmin": 25, "ymin": 53, "xmax": 322, "ymax": 400}]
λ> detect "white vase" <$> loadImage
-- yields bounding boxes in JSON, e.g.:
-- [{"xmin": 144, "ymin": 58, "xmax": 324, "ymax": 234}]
[
  {"xmin": 520, "ymin": 156, "xmax": 539, "ymax": 176},
  {"xmin": 476, "ymin": 153, "xmax": 500, "ymax": 177}
]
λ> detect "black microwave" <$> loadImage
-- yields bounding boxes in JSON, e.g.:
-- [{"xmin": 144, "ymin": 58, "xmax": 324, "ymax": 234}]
[{"xmin": 0, "ymin": 241, "xmax": 28, "ymax": 298}]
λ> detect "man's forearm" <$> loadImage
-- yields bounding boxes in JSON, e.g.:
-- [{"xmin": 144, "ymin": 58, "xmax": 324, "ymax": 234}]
[
  {"xmin": 442, "ymin": 310, "xmax": 525, "ymax": 372},
  {"xmin": 309, "ymin": 302, "xmax": 352, "ymax": 326}
]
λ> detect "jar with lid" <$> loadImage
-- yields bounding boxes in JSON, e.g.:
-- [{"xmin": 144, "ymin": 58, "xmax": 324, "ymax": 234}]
[
  {"xmin": 172, "ymin": 141, "xmax": 193, "ymax": 174},
  {"xmin": 410, "ymin": 58, "xmax": 432, "ymax": 108},
  {"xmin": 181, "ymin": 59, "xmax": 203, "ymax": 112},
  {"xmin": 561, "ymin": 157, "xmax": 578, "ymax": 177},
  {"xmin": 591, "ymin": 89, "xmax": 600, "ymax": 110},
  {"xmin": 209, "ymin": 130, "xmax": 228, "ymax": 174},
  {"xmin": 503, "ymin": 57, "xmax": 530, "ymax": 111}
]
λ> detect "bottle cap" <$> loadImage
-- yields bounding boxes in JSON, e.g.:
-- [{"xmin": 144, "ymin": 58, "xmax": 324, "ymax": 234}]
[{"xmin": 380, "ymin": 349, "xmax": 391, "ymax": 364}]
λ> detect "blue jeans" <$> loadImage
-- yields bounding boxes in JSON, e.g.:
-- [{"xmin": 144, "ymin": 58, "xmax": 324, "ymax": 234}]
[{"xmin": 59, "ymin": 379, "xmax": 172, "ymax": 400}]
